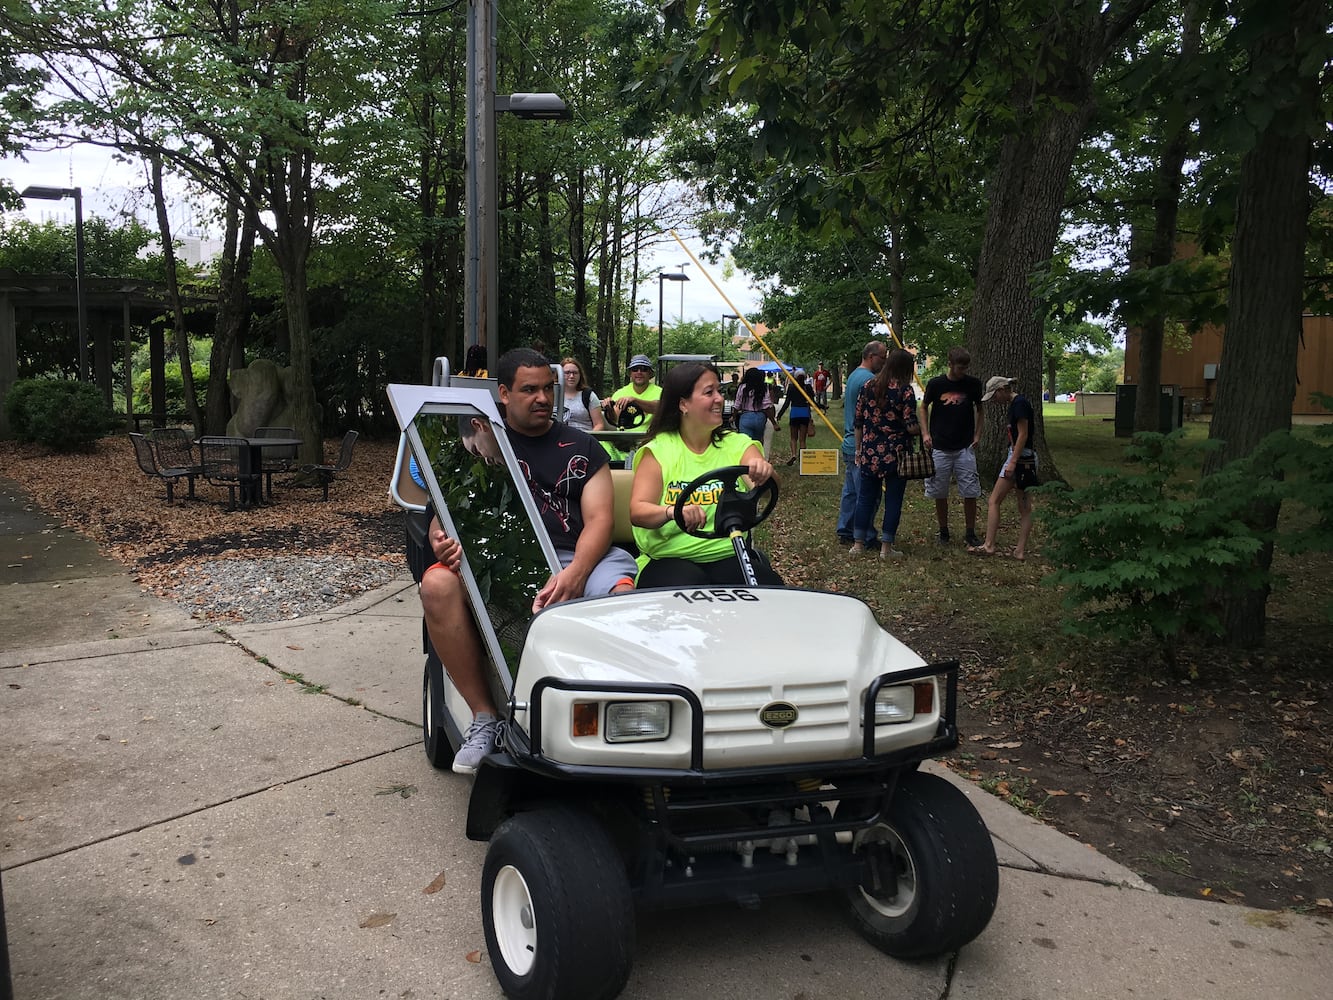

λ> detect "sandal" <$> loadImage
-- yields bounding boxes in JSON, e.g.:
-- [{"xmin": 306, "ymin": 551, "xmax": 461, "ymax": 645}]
[{"xmin": 967, "ymin": 544, "xmax": 995, "ymax": 557}]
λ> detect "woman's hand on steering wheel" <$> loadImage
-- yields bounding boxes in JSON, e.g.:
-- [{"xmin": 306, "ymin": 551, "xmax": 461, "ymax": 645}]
[
  {"xmin": 673, "ymin": 465, "xmax": 779, "ymax": 539},
  {"xmin": 743, "ymin": 456, "xmax": 774, "ymax": 488}
]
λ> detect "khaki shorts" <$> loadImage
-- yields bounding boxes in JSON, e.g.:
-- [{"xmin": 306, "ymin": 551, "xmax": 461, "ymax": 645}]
[{"xmin": 924, "ymin": 446, "xmax": 981, "ymax": 499}]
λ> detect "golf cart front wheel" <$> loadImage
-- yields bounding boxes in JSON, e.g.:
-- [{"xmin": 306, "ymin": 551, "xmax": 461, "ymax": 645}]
[
  {"xmin": 840, "ymin": 770, "xmax": 998, "ymax": 958},
  {"xmin": 481, "ymin": 806, "xmax": 634, "ymax": 1000}
]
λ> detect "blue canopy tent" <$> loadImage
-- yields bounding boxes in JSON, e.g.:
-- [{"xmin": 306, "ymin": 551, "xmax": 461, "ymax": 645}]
[{"xmin": 754, "ymin": 360, "xmax": 794, "ymax": 373}]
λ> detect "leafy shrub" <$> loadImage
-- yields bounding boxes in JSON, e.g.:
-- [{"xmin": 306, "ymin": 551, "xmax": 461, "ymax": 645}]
[
  {"xmin": 132, "ymin": 360, "xmax": 208, "ymax": 414},
  {"xmin": 1040, "ymin": 432, "xmax": 1262, "ymax": 669},
  {"xmin": 3, "ymin": 378, "xmax": 44, "ymax": 440},
  {"xmin": 1041, "ymin": 429, "xmax": 1333, "ymax": 670},
  {"xmin": 4, "ymin": 378, "xmax": 112, "ymax": 450}
]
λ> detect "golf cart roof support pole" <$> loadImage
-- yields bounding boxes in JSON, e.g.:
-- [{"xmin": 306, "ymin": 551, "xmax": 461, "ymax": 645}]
[{"xmin": 670, "ymin": 230, "xmax": 839, "ymax": 437}]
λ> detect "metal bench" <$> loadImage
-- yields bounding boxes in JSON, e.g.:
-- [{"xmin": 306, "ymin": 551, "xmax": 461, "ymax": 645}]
[
  {"xmin": 301, "ymin": 430, "xmax": 358, "ymax": 501},
  {"xmin": 129, "ymin": 432, "xmax": 198, "ymax": 502}
]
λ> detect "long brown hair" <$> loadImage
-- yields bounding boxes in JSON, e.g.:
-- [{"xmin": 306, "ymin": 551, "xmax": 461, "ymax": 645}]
[
  {"xmin": 872, "ymin": 349, "xmax": 915, "ymax": 405},
  {"xmin": 642, "ymin": 362, "xmax": 730, "ymax": 448}
]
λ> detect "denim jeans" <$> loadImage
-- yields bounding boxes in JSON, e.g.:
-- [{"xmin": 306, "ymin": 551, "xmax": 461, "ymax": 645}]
[
  {"xmin": 854, "ymin": 467, "xmax": 907, "ymax": 544},
  {"xmin": 738, "ymin": 410, "xmax": 767, "ymax": 442},
  {"xmin": 838, "ymin": 459, "xmax": 879, "ymax": 544}
]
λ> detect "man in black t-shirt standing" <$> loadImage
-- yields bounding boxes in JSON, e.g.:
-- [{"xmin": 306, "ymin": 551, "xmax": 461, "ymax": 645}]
[
  {"xmin": 420, "ymin": 348, "xmax": 636, "ymax": 774},
  {"xmin": 918, "ymin": 346, "xmax": 985, "ymax": 546}
]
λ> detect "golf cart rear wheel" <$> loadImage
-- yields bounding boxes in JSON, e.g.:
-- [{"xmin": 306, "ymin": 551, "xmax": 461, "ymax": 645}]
[
  {"xmin": 481, "ymin": 807, "xmax": 633, "ymax": 1000},
  {"xmin": 840, "ymin": 770, "xmax": 998, "ymax": 958},
  {"xmin": 422, "ymin": 656, "xmax": 456, "ymax": 769}
]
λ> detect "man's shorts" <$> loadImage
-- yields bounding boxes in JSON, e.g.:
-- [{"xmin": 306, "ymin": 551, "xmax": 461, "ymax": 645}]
[
  {"xmin": 924, "ymin": 446, "xmax": 981, "ymax": 499},
  {"xmin": 556, "ymin": 546, "xmax": 639, "ymax": 596}
]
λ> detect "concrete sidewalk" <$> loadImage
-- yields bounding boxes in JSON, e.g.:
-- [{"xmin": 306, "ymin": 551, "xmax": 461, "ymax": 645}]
[{"xmin": 1, "ymin": 543, "xmax": 1329, "ymax": 997}]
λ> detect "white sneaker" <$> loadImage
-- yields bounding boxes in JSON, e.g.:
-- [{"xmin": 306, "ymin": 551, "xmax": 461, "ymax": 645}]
[{"xmin": 452, "ymin": 712, "xmax": 498, "ymax": 775}]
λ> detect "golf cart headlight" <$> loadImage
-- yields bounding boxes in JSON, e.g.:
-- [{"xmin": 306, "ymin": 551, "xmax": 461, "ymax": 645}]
[
  {"xmin": 873, "ymin": 682, "xmax": 934, "ymax": 725},
  {"xmin": 605, "ymin": 701, "xmax": 671, "ymax": 743}
]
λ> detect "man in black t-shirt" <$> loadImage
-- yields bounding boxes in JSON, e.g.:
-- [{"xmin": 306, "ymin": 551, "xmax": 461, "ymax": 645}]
[
  {"xmin": 918, "ymin": 346, "xmax": 985, "ymax": 546},
  {"xmin": 420, "ymin": 348, "xmax": 636, "ymax": 774}
]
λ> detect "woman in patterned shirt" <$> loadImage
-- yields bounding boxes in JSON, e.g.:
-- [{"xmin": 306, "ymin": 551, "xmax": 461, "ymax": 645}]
[{"xmin": 852, "ymin": 349, "xmax": 921, "ymax": 559}]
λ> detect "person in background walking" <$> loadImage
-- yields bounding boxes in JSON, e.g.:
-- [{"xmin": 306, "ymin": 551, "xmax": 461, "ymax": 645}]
[
  {"xmin": 852, "ymin": 348, "xmax": 920, "ymax": 560},
  {"xmin": 968, "ymin": 376, "xmax": 1036, "ymax": 561},
  {"xmin": 812, "ymin": 363, "xmax": 831, "ymax": 409},
  {"xmin": 733, "ymin": 366, "xmax": 776, "ymax": 443},
  {"xmin": 837, "ymin": 341, "xmax": 887, "ymax": 545},
  {"xmin": 918, "ymin": 346, "xmax": 984, "ymax": 547},
  {"xmin": 775, "ymin": 370, "xmax": 814, "ymax": 465}
]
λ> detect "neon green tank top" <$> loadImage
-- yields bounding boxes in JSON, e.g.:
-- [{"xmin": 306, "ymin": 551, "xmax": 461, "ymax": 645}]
[
  {"xmin": 633, "ymin": 431, "xmax": 761, "ymax": 564},
  {"xmin": 611, "ymin": 382, "xmax": 662, "ymax": 403}
]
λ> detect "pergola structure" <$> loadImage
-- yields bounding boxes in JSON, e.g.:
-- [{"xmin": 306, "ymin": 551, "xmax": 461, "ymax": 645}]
[{"xmin": 0, "ymin": 268, "xmax": 216, "ymax": 436}]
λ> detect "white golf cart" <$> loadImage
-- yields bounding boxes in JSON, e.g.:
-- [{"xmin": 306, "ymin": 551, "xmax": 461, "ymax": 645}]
[{"xmin": 388, "ymin": 372, "xmax": 998, "ymax": 1000}]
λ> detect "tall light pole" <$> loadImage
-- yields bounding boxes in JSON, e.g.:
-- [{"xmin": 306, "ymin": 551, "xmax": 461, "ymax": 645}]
[
  {"xmin": 721, "ymin": 313, "xmax": 740, "ymax": 356},
  {"xmin": 676, "ymin": 261, "xmax": 690, "ymax": 321},
  {"xmin": 657, "ymin": 270, "xmax": 689, "ymax": 369},
  {"xmin": 21, "ymin": 186, "xmax": 87, "ymax": 383},
  {"xmin": 465, "ymin": 0, "xmax": 569, "ymax": 375}
]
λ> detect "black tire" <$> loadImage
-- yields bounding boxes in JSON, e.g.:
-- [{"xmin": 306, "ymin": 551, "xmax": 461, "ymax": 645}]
[
  {"xmin": 422, "ymin": 656, "xmax": 457, "ymax": 769},
  {"xmin": 481, "ymin": 807, "xmax": 634, "ymax": 1000},
  {"xmin": 839, "ymin": 770, "xmax": 999, "ymax": 958}
]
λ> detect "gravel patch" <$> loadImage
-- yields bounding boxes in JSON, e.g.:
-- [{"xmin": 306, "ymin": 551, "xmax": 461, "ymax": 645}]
[{"xmin": 160, "ymin": 555, "xmax": 410, "ymax": 623}]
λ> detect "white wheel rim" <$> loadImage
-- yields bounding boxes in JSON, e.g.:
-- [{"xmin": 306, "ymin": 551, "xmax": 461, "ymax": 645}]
[
  {"xmin": 424, "ymin": 672, "xmax": 435, "ymax": 732},
  {"xmin": 853, "ymin": 824, "xmax": 917, "ymax": 918},
  {"xmin": 492, "ymin": 864, "xmax": 537, "ymax": 976}
]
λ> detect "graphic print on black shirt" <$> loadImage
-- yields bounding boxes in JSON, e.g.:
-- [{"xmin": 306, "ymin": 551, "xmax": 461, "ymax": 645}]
[{"xmin": 507, "ymin": 421, "xmax": 608, "ymax": 548}]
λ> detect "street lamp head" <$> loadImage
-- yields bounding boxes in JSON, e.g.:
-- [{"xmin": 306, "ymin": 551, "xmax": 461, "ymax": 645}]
[
  {"xmin": 660, "ymin": 272, "xmax": 689, "ymax": 282},
  {"xmin": 496, "ymin": 93, "xmax": 572, "ymax": 120},
  {"xmin": 21, "ymin": 185, "xmax": 78, "ymax": 200},
  {"xmin": 722, "ymin": 313, "xmax": 740, "ymax": 320}
]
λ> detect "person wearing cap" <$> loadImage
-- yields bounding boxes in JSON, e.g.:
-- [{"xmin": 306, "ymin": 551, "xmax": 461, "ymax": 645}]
[
  {"xmin": 602, "ymin": 354, "xmax": 663, "ymax": 425},
  {"xmin": 969, "ymin": 375, "xmax": 1036, "ymax": 561}
]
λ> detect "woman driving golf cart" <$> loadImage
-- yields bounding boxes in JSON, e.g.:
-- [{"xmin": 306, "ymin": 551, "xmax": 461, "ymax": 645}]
[{"xmin": 629, "ymin": 361, "xmax": 783, "ymax": 588}]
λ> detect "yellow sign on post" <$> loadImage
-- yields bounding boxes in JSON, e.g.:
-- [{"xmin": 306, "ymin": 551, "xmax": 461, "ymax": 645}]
[{"xmin": 798, "ymin": 449, "xmax": 841, "ymax": 476}]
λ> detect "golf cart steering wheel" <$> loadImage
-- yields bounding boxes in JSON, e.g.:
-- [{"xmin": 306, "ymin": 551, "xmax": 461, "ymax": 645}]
[
  {"xmin": 673, "ymin": 465, "xmax": 779, "ymax": 539},
  {"xmin": 616, "ymin": 400, "xmax": 647, "ymax": 429}
]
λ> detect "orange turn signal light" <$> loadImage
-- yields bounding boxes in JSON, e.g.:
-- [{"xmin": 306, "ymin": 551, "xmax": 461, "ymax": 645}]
[
  {"xmin": 914, "ymin": 682, "xmax": 935, "ymax": 715},
  {"xmin": 572, "ymin": 701, "xmax": 599, "ymax": 737}
]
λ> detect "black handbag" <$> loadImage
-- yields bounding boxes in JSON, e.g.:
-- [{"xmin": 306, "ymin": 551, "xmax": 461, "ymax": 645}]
[
  {"xmin": 1015, "ymin": 453, "xmax": 1040, "ymax": 489},
  {"xmin": 896, "ymin": 439, "xmax": 936, "ymax": 480}
]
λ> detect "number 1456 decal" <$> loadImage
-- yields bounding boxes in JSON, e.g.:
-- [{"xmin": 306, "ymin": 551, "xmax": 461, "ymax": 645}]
[{"xmin": 672, "ymin": 590, "xmax": 759, "ymax": 604}]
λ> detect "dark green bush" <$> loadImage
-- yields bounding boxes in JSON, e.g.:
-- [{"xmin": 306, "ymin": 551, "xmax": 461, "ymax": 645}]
[
  {"xmin": 1041, "ymin": 428, "xmax": 1333, "ymax": 670},
  {"xmin": 3, "ymin": 378, "xmax": 44, "ymax": 440},
  {"xmin": 4, "ymin": 378, "xmax": 111, "ymax": 450}
]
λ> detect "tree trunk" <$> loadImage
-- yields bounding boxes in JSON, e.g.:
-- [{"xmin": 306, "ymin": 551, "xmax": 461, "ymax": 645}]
[
  {"xmin": 965, "ymin": 1, "xmax": 1156, "ymax": 481},
  {"xmin": 1133, "ymin": 0, "xmax": 1199, "ymax": 432},
  {"xmin": 1203, "ymin": 0, "xmax": 1322, "ymax": 647},
  {"xmin": 205, "ymin": 197, "xmax": 256, "ymax": 435},
  {"xmin": 148, "ymin": 154, "xmax": 203, "ymax": 436},
  {"xmin": 276, "ymin": 246, "xmax": 322, "ymax": 463},
  {"xmin": 967, "ymin": 106, "xmax": 1094, "ymax": 481}
]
